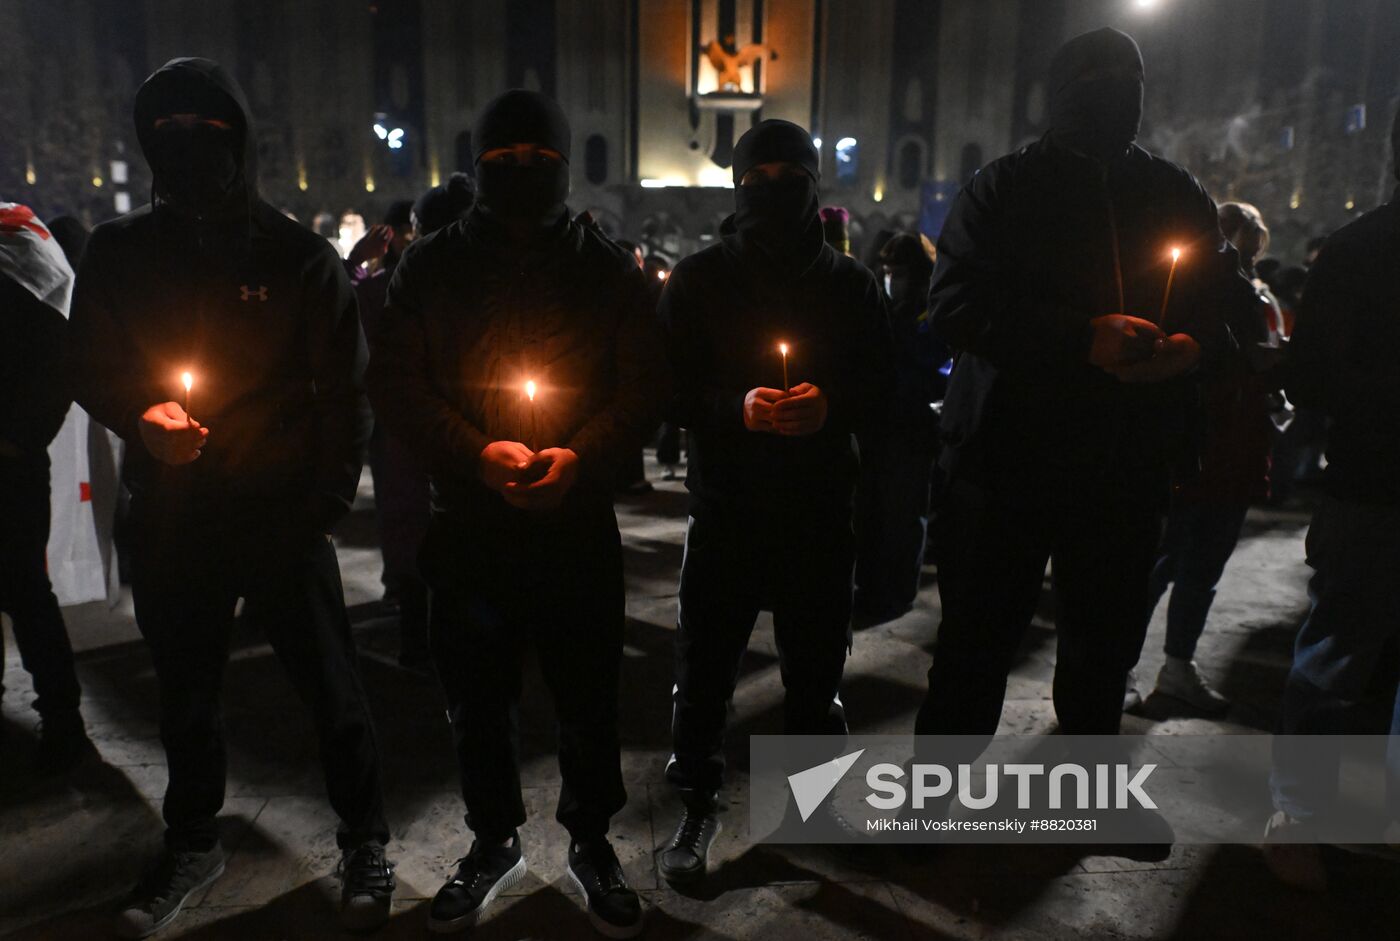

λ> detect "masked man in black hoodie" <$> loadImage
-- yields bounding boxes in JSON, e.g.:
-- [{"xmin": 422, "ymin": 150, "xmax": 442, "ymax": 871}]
[
  {"xmin": 367, "ymin": 90, "xmax": 665, "ymax": 938},
  {"xmin": 68, "ymin": 59, "xmax": 393, "ymax": 937},
  {"xmin": 915, "ymin": 29, "xmax": 1255, "ymax": 753},
  {"xmin": 656, "ymin": 120, "xmax": 894, "ymax": 882}
]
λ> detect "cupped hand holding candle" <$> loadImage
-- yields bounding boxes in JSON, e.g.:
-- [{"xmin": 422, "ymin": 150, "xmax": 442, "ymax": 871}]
[
  {"xmin": 1087, "ymin": 314, "xmax": 1163, "ymax": 369},
  {"xmin": 479, "ymin": 440, "xmax": 534, "ymax": 492},
  {"xmin": 139, "ymin": 401, "xmax": 208, "ymax": 465},
  {"xmin": 772, "ymin": 382, "xmax": 829, "ymax": 436},
  {"xmin": 742, "ymin": 386, "xmax": 787, "ymax": 432}
]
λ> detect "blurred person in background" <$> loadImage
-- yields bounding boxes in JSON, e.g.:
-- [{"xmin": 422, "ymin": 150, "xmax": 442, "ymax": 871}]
[
  {"xmin": 854, "ymin": 232, "xmax": 948, "ymax": 622},
  {"xmin": 0, "ymin": 202, "xmax": 92, "ymax": 772},
  {"xmin": 1125, "ymin": 200, "xmax": 1285, "ymax": 715}
]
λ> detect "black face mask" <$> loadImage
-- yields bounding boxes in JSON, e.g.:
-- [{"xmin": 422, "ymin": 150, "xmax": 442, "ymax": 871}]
[
  {"xmin": 152, "ymin": 126, "xmax": 240, "ymax": 212},
  {"xmin": 475, "ymin": 160, "xmax": 569, "ymax": 230},
  {"xmin": 734, "ymin": 174, "xmax": 819, "ymax": 259},
  {"xmin": 1049, "ymin": 75, "xmax": 1143, "ymax": 162}
]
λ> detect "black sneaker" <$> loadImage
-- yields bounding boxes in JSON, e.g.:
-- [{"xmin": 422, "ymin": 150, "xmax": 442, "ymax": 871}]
[
  {"xmin": 567, "ymin": 839, "xmax": 643, "ymax": 939},
  {"xmin": 428, "ymin": 834, "xmax": 526, "ymax": 933},
  {"xmin": 37, "ymin": 711, "xmax": 97, "ymax": 773},
  {"xmin": 113, "ymin": 845, "xmax": 227, "ymax": 939},
  {"xmin": 658, "ymin": 805, "xmax": 721, "ymax": 884},
  {"xmin": 339, "ymin": 841, "xmax": 396, "ymax": 933}
]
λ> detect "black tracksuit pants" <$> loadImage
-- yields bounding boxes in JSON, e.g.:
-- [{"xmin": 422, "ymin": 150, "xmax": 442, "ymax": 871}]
[
  {"xmin": 916, "ymin": 471, "xmax": 1165, "ymax": 745},
  {"xmin": 422, "ymin": 511, "xmax": 629, "ymax": 844},
  {"xmin": 667, "ymin": 510, "xmax": 855, "ymax": 798},
  {"xmin": 0, "ymin": 462, "xmax": 82, "ymax": 719},
  {"xmin": 129, "ymin": 496, "xmax": 389, "ymax": 853}
]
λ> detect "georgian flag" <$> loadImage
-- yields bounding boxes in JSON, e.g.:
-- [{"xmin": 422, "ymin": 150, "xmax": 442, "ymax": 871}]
[{"xmin": 1, "ymin": 203, "xmax": 108, "ymax": 606}]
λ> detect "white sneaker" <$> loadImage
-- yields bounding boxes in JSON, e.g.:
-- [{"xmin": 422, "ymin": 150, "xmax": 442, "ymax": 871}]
[
  {"xmin": 1262, "ymin": 811, "xmax": 1327, "ymax": 891},
  {"xmin": 1154, "ymin": 657, "xmax": 1229, "ymax": 715},
  {"xmin": 1123, "ymin": 669, "xmax": 1143, "ymax": 713}
]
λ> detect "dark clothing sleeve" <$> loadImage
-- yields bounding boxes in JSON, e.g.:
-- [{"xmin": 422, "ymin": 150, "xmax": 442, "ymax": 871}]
[
  {"xmin": 0, "ymin": 276, "xmax": 71, "ymax": 455},
  {"xmin": 302, "ymin": 248, "xmax": 372, "ymax": 530},
  {"xmin": 833, "ymin": 273, "xmax": 897, "ymax": 441},
  {"xmin": 564, "ymin": 269, "xmax": 671, "ymax": 482},
  {"xmin": 367, "ymin": 253, "xmax": 494, "ymax": 479},
  {"xmin": 69, "ymin": 231, "xmax": 165, "ymax": 444},
  {"xmin": 929, "ymin": 170, "xmax": 1092, "ymax": 371},
  {"xmin": 658, "ymin": 267, "xmax": 746, "ymax": 431},
  {"xmin": 1286, "ymin": 247, "xmax": 1400, "ymax": 415}
]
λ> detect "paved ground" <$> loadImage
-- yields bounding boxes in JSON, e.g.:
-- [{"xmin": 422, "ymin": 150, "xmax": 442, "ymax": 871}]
[{"xmin": 3, "ymin": 457, "xmax": 1398, "ymax": 940}]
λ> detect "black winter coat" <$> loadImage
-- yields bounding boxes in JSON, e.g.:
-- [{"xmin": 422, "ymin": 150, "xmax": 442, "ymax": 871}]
[
  {"xmin": 365, "ymin": 209, "xmax": 668, "ymax": 532},
  {"xmin": 659, "ymin": 220, "xmax": 894, "ymax": 522},
  {"xmin": 930, "ymin": 136, "xmax": 1257, "ymax": 485}
]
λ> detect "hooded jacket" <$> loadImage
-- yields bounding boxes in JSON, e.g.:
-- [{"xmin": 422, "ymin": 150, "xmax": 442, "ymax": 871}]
[
  {"xmin": 365, "ymin": 207, "xmax": 667, "ymax": 533},
  {"xmin": 929, "ymin": 138, "xmax": 1258, "ymax": 486},
  {"xmin": 660, "ymin": 213, "xmax": 894, "ymax": 522},
  {"xmin": 69, "ymin": 58, "xmax": 370, "ymax": 528}
]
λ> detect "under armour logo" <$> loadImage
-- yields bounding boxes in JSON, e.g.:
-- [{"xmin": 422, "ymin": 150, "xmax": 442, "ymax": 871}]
[{"xmin": 240, "ymin": 285, "xmax": 269, "ymax": 302}]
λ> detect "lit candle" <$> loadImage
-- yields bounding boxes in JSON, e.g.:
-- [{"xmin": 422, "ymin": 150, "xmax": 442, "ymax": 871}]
[
  {"xmin": 181, "ymin": 370, "xmax": 194, "ymax": 425},
  {"xmin": 778, "ymin": 342, "xmax": 790, "ymax": 393},
  {"xmin": 1158, "ymin": 246, "xmax": 1182, "ymax": 325},
  {"xmin": 523, "ymin": 379, "xmax": 538, "ymax": 451}
]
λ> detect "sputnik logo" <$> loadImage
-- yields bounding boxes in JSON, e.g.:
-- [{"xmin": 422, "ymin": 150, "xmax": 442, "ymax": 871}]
[{"xmin": 787, "ymin": 749, "xmax": 865, "ymax": 822}]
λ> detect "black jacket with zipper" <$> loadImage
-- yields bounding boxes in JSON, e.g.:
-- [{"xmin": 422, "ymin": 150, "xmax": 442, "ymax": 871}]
[
  {"xmin": 69, "ymin": 58, "xmax": 370, "ymax": 530},
  {"xmin": 929, "ymin": 134, "xmax": 1257, "ymax": 487},
  {"xmin": 365, "ymin": 207, "xmax": 668, "ymax": 535}
]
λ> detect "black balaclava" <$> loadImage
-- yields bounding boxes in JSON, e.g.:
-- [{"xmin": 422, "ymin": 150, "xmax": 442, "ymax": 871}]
[
  {"xmin": 730, "ymin": 119, "xmax": 823, "ymax": 270},
  {"xmin": 472, "ymin": 89, "xmax": 571, "ymax": 234},
  {"xmin": 1047, "ymin": 27, "xmax": 1145, "ymax": 163},
  {"xmin": 135, "ymin": 59, "xmax": 252, "ymax": 217}
]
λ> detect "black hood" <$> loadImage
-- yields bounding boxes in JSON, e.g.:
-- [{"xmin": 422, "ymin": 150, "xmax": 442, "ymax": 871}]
[
  {"xmin": 134, "ymin": 57, "xmax": 258, "ymax": 214},
  {"xmin": 1047, "ymin": 27, "xmax": 1144, "ymax": 163}
]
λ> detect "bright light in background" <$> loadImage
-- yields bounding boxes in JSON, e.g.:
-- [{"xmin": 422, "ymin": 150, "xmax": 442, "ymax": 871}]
[
  {"xmin": 834, "ymin": 138, "xmax": 859, "ymax": 185},
  {"xmin": 873, "ymin": 184, "xmax": 884, "ymax": 203},
  {"xmin": 25, "ymin": 163, "xmax": 35, "ymax": 185},
  {"xmin": 640, "ymin": 178, "xmax": 687, "ymax": 189},
  {"xmin": 91, "ymin": 175, "xmax": 103, "ymax": 188},
  {"xmin": 696, "ymin": 165, "xmax": 735, "ymax": 188},
  {"xmin": 1133, "ymin": 0, "xmax": 1161, "ymax": 10},
  {"xmin": 373, "ymin": 123, "xmax": 387, "ymax": 140},
  {"xmin": 364, "ymin": 177, "xmax": 376, "ymax": 193},
  {"xmin": 813, "ymin": 137, "xmax": 822, "ymax": 149}
]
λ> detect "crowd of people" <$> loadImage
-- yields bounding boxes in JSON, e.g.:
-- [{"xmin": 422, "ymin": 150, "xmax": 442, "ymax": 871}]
[{"xmin": 2, "ymin": 23, "xmax": 1397, "ymax": 939}]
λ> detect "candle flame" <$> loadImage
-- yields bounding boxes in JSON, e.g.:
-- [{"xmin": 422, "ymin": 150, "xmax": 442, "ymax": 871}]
[
  {"xmin": 1170, "ymin": 246, "xmax": 1181, "ymax": 262},
  {"xmin": 779, "ymin": 343, "xmax": 789, "ymax": 356},
  {"xmin": 525, "ymin": 380, "xmax": 537, "ymax": 402},
  {"xmin": 181, "ymin": 371, "xmax": 193, "ymax": 392}
]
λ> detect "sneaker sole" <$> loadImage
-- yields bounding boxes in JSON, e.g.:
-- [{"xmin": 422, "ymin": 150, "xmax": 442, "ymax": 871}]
[
  {"xmin": 566, "ymin": 864, "xmax": 645, "ymax": 939},
  {"xmin": 427, "ymin": 855, "xmax": 527, "ymax": 934},
  {"xmin": 114, "ymin": 858, "xmax": 226, "ymax": 940},
  {"xmin": 658, "ymin": 819, "xmax": 722, "ymax": 885},
  {"xmin": 1154, "ymin": 689, "xmax": 1230, "ymax": 716}
]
